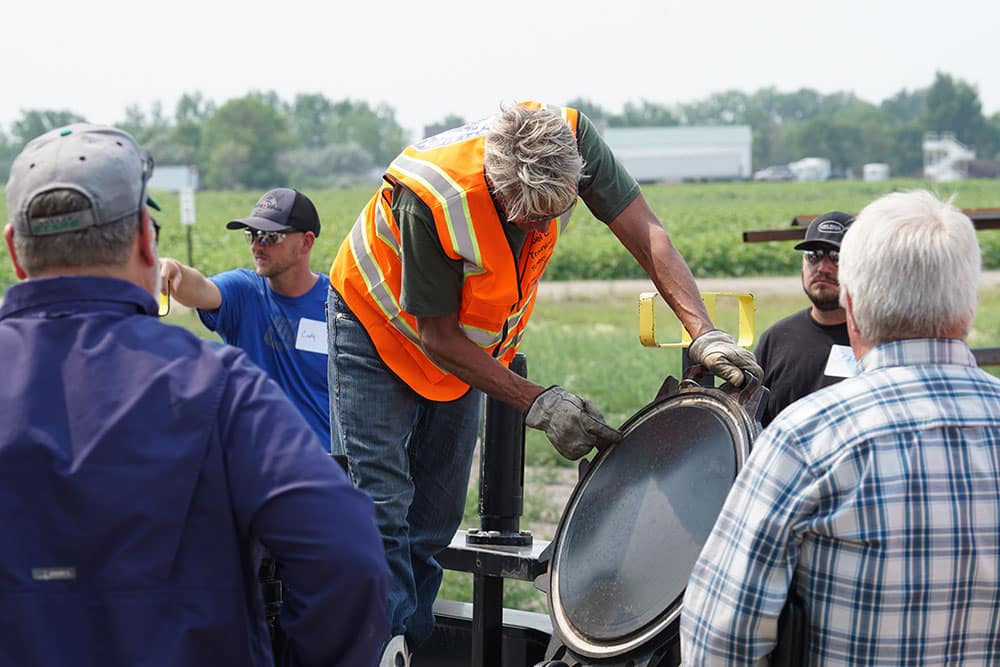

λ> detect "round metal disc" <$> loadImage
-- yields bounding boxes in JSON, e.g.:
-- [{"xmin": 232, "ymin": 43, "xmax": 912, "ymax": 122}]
[{"xmin": 553, "ymin": 400, "xmax": 739, "ymax": 643}]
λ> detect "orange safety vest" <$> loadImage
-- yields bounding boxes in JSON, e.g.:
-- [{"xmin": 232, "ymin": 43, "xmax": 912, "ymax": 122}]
[{"xmin": 330, "ymin": 102, "xmax": 580, "ymax": 401}]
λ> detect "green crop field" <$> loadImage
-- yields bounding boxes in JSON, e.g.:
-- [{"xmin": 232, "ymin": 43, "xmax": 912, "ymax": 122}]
[
  {"xmin": 4, "ymin": 177, "xmax": 999, "ymax": 613},
  {"xmin": 155, "ymin": 272, "xmax": 1000, "ymax": 614},
  {"xmin": 2, "ymin": 178, "xmax": 1000, "ymax": 293}
]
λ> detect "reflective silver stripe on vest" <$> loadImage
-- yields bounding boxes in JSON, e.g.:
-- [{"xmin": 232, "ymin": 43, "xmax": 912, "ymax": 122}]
[
  {"xmin": 459, "ymin": 264, "xmax": 540, "ymax": 351},
  {"xmin": 504, "ymin": 328, "xmax": 526, "ymax": 355},
  {"xmin": 347, "ymin": 207, "xmax": 421, "ymax": 346},
  {"xmin": 494, "ymin": 288, "xmax": 537, "ymax": 356},
  {"xmin": 460, "ymin": 322, "xmax": 503, "ymax": 348},
  {"xmin": 373, "ymin": 197, "xmax": 400, "ymax": 255},
  {"xmin": 390, "ymin": 154, "xmax": 484, "ymax": 271}
]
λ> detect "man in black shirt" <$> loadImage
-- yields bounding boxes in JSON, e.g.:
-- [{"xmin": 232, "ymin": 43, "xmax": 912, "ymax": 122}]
[{"xmin": 756, "ymin": 211, "xmax": 856, "ymax": 426}]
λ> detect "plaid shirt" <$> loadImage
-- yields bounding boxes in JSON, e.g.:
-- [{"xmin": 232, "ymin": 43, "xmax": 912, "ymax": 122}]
[{"xmin": 681, "ymin": 338, "xmax": 1000, "ymax": 666}]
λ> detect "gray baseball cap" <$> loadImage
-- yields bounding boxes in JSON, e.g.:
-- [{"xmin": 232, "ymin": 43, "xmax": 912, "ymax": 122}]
[{"xmin": 6, "ymin": 123, "xmax": 158, "ymax": 237}]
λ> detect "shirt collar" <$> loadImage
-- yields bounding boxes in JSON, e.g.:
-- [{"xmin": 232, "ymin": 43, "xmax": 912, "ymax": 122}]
[
  {"xmin": 859, "ymin": 337, "xmax": 978, "ymax": 373},
  {"xmin": 0, "ymin": 276, "xmax": 158, "ymax": 320}
]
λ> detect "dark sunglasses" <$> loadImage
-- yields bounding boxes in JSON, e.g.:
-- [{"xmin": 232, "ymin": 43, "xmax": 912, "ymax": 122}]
[
  {"xmin": 803, "ymin": 248, "xmax": 839, "ymax": 265},
  {"xmin": 151, "ymin": 217, "xmax": 161, "ymax": 244},
  {"xmin": 244, "ymin": 228, "xmax": 301, "ymax": 247},
  {"xmin": 488, "ymin": 174, "xmax": 576, "ymax": 225},
  {"xmin": 512, "ymin": 198, "xmax": 577, "ymax": 225}
]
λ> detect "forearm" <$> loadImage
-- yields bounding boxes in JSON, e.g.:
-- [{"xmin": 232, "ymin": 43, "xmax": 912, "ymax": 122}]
[
  {"xmin": 609, "ymin": 195, "xmax": 714, "ymax": 339},
  {"xmin": 645, "ymin": 230, "xmax": 714, "ymax": 339},
  {"xmin": 160, "ymin": 258, "xmax": 222, "ymax": 310},
  {"xmin": 417, "ymin": 314, "xmax": 544, "ymax": 410}
]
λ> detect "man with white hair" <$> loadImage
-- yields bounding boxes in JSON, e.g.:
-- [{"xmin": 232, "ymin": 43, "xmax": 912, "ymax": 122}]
[
  {"xmin": 681, "ymin": 189, "xmax": 1000, "ymax": 665},
  {"xmin": 327, "ymin": 101, "xmax": 762, "ymax": 663}
]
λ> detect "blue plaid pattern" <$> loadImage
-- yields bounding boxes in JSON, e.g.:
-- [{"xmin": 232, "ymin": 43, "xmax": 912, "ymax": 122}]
[{"xmin": 681, "ymin": 338, "xmax": 1000, "ymax": 666}]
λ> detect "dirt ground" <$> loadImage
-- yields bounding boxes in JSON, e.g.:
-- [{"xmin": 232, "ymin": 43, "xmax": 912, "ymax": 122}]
[{"xmin": 536, "ymin": 271, "xmax": 1000, "ymax": 303}]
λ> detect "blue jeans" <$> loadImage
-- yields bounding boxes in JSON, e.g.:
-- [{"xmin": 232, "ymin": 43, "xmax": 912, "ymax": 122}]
[{"xmin": 327, "ymin": 289, "xmax": 482, "ymax": 649}]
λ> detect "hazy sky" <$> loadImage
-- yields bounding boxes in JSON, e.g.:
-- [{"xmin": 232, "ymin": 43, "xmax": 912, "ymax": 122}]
[{"xmin": 4, "ymin": 0, "xmax": 997, "ymax": 140}]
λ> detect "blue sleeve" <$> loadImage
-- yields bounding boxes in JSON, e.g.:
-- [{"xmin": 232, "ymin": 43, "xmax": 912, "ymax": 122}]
[
  {"xmin": 197, "ymin": 270, "xmax": 254, "ymax": 337},
  {"xmin": 216, "ymin": 349, "xmax": 390, "ymax": 665}
]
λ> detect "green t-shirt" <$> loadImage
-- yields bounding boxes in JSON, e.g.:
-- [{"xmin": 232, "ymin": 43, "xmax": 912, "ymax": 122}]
[{"xmin": 396, "ymin": 112, "xmax": 641, "ymax": 317}]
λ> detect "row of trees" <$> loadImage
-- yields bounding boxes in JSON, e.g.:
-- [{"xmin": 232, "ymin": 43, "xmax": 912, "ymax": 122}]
[
  {"xmin": 1, "ymin": 72, "xmax": 998, "ymax": 189},
  {"xmin": 0, "ymin": 92, "xmax": 407, "ymax": 190},
  {"xmin": 569, "ymin": 72, "xmax": 1000, "ymax": 178}
]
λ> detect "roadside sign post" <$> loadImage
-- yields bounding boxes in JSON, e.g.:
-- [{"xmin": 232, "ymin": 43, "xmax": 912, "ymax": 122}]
[{"xmin": 179, "ymin": 187, "xmax": 197, "ymax": 267}]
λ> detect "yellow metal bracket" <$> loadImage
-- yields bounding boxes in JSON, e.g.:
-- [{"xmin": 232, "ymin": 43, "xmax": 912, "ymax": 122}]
[{"xmin": 638, "ymin": 292, "xmax": 756, "ymax": 349}]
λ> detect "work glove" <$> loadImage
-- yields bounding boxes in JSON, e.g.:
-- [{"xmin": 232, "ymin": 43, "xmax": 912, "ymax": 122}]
[
  {"xmin": 525, "ymin": 386, "xmax": 623, "ymax": 460},
  {"xmin": 687, "ymin": 329, "xmax": 763, "ymax": 387}
]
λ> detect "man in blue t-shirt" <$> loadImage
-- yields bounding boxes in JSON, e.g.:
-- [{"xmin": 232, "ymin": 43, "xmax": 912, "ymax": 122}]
[{"xmin": 160, "ymin": 188, "xmax": 330, "ymax": 448}]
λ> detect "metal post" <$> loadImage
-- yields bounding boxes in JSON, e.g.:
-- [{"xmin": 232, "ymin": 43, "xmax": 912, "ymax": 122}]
[
  {"xmin": 186, "ymin": 226, "xmax": 194, "ymax": 268},
  {"xmin": 467, "ymin": 353, "xmax": 532, "ymax": 547},
  {"xmin": 464, "ymin": 352, "xmax": 532, "ymax": 667},
  {"xmin": 471, "ymin": 573, "xmax": 504, "ymax": 667}
]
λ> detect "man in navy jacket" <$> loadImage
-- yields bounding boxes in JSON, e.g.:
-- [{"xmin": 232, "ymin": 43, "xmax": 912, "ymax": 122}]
[{"xmin": 0, "ymin": 123, "xmax": 390, "ymax": 666}]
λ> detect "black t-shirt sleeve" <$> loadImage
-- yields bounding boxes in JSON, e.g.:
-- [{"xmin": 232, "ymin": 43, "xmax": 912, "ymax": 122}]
[{"xmin": 576, "ymin": 112, "xmax": 642, "ymax": 223}]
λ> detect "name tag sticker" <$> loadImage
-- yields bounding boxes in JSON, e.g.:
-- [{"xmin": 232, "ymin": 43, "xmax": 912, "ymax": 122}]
[
  {"xmin": 295, "ymin": 318, "xmax": 328, "ymax": 355},
  {"xmin": 824, "ymin": 344, "xmax": 859, "ymax": 378}
]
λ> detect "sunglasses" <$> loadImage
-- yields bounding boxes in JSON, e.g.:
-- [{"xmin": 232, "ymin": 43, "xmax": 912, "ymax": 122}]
[
  {"xmin": 487, "ymin": 175, "xmax": 576, "ymax": 225},
  {"xmin": 244, "ymin": 228, "xmax": 301, "ymax": 247},
  {"xmin": 803, "ymin": 248, "xmax": 839, "ymax": 265},
  {"xmin": 511, "ymin": 199, "xmax": 577, "ymax": 225},
  {"xmin": 151, "ymin": 217, "xmax": 161, "ymax": 244}
]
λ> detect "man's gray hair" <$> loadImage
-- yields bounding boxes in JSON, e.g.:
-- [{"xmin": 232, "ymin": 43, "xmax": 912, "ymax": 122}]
[
  {"xmin": 839, "ymin": 189, "xmax": 980, "ymax": 342},
  {"xmin": 14, "ymin": 190, "xmax": 137, "ymax": 276},
  {"xmin": 483, "ymin": 105, "xmax": 583, "ymax": 221}
]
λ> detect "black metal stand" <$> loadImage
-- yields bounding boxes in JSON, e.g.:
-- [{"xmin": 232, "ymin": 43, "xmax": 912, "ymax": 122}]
[
  {"xmin": 472, "ymin": 573, "xmax": 504, "ymax": 667},
  {"xmin": 440, "ymin": 353, "xmax": 539, "ymax": 667},
  {"xmin": 435, "ymin": 533, "xmax": 551, "ymax": 667}
]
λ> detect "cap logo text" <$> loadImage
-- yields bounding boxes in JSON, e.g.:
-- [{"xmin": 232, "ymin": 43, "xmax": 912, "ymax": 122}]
[
  {"xmin": 29, "ymin": 214, "xmax": 83, "ymax": 235},
  {"xmin": 817, "ymin": 221, "xmax": 845, "ymax": 234},
  {"xmin": 255, "ymin": 196, "xmax": 282, "ymax": 213},
  {"xmin": 32, "ymin": 566, "xmax": 77, "ymax": 581}
]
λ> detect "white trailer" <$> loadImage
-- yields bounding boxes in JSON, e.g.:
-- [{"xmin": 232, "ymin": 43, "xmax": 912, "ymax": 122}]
[{"xmin": 601, "ymin": 125, "xmax": 752, "ymax": 183}]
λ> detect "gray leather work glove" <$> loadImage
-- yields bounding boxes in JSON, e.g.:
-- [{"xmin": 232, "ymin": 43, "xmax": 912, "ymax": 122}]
[
  {"xmin": 525, "ymin": 386, "xmax": 623, "ymax": 460},
  {"xmin": 688, "ymin": 329, "xmax": 763, "ymax": 387}
]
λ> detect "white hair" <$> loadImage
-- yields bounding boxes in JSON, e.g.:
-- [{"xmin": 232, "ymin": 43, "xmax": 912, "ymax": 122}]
[
  {"xmin": 483, "ymin": 105, "xmax": 582, "ymax": 220},
  {"xmin": 838, "ymin": 189, "xmax": 980, "ymax": 342}
]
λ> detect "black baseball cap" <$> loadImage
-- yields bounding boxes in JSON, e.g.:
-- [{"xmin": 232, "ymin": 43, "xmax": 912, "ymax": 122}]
[
  {"xmin": 794, "ymin": 210, "xmax": 854, "ymax": 251},
  {"xmin": 226, "ymin": 187, "xmax": 320, "ymax": 236}
]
